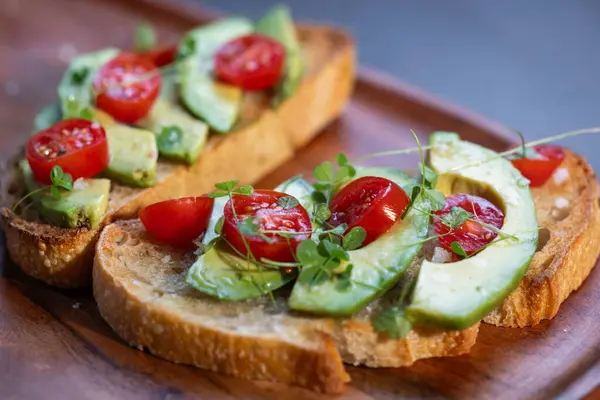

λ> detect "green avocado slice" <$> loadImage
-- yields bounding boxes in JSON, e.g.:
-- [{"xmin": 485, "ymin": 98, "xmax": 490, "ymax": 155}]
[
  {"xmin": 57, "ymin": 48, "xmax": 119, "ymax": 116},
  {"xmin": 255, "ymin": 5, "xmax": 304, "ymax": 103},
  {"xmin": 185, "ymin": 177, "xmax": 315, "ymax": 301},
  {"xmin": 20, "ymin": 160, "xmax": 110, "ymax": 229},
  {"xmin": 287, "ymin": 167, "xmax": 430, "ymax": 317},
  {"xmin": 405, "ymin": 132, "xmax": 538, "ymax": 330},
  {"xmin": 178, "ymin": 18, "xmax": 253, "ymax": 133},
  {"xmin": 137, "ymin": 71, "xmax": 208, "ymax": 164},
  {"xmin": 104, "ymin": 125, "xmax": 158, "ymax": 187}
]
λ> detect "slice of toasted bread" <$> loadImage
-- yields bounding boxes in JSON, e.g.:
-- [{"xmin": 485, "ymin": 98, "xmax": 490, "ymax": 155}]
[
  {"xmin": 93, "ymin": 219, "xmax": 478, "ymax": 393},
  {"xmin": 484, "ymin": 150, "xmax": 600, "ymax": 327},
  {"xmin": 0, "ymin": 25, "xmax": 355, "ymax": 288}
]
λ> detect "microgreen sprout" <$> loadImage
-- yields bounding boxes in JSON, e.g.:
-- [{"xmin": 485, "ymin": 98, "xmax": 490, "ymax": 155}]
[{"xmin": 13, "ymin": 165, "xmax": 73, "ymax": 212}]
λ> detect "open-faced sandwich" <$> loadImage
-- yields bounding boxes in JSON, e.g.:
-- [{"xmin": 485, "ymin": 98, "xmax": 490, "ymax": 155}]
[
  {"xmin": 1, "ymin": 6, "xmax": 355, "ymax": 287},
  {"xmin": 93, "ymin": 132, "xmax": 600, "ymax": 393}
]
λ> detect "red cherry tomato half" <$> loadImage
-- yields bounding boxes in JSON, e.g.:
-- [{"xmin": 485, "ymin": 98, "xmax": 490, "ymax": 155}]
[
  {"xmin": 329, "ymin": 176, "xmax": 410, "ymax": 247},
  {"xmin": 93, "ymin": 53, "xmax": 161, "ymax": 123},
  {"xmin": 510, "ymin": 145, "xmax": 566, "ymax": 187},
  {"xmin": 222, "ymin": 190, "xmax": 311, "ymax": 263},
  {"xmin": 139, "ymin": 196, "xmax": 215, "ymax": 248},
  {"xmin": 139, "ymin": 44, "xmax": 177, "ymax": 67},
  {"xmin": 214, "ymin": 34, "xmax": 285, "ymax": 91},
  {"xmin": 434, "ymin": 193, "xmax": 505, "ymax": 257},
  {"xmin": 26, "ymin": 118, "xmax": 109, "ymax": 185}
]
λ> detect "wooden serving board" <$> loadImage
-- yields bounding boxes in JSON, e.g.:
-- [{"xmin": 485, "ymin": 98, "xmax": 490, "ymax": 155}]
[{"xmin": 1, "ymin": 0, "xmax": 599, "ymax": 398}]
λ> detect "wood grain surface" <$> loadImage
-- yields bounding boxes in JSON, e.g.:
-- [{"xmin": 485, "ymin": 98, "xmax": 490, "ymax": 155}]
[{"xmin": 0, "ymin": 0, "xmax": 599, "ymax": 398}]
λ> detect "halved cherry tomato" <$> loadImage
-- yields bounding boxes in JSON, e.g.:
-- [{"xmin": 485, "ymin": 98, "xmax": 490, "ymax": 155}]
[
  {"xmin": 214, "ymin": 34, "xmax": 285, "ymax": 91},
  {"xmin": 510, "ymin": 145, "xmax": 565, "ymax": 187},
  {"xmin": 139, "ymin": 44, "xmax": 177, "ymax": 68},
  {"xmin": 434, "ymin": 193, "xmax": 504, "ymax": 257},
  {"xmin": 222, "ymin": 190, "xmax": 311, "ymax": 263},
  {"xmin": 26, "ymin": 118, "xmax": 109, "ymax": 184},
  {"xmin": 139, "ymin": 196, "xmax": 215, "ymax": 248},
  {"xmin": 93, "ymin": 53, "xmax": 161, "ymax": 123},
  {"xmin": 329, "ymin": 176, "xmax": 410, "ymax": 247}
]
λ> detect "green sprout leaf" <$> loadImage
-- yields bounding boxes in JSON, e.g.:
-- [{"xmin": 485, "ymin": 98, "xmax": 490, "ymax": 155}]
[
  {"xmin": 373, "ymin": 306, "xmax": 412, "ymax": 339},
  {"xmin": 157, "ymin": 125, "xmax": 183, "ymax": 152},
  {"xmin": 314, "ymin": 203, "xmax": 331, "ymax": 221},
  {"xmin": 442, "ymin": 207, "xmax": 474, "ymax": 229},
  {"xmin": 313, "ymin": 161, "xmax": 334, "ymax": 182},
  {"xmin": 234, "ymin": 185, "xmax": 254, "ymax": 196},
  {"xmin": 318, "ymin": 240, "xmax": 349, "ymax": 261},
  {"xmin": 215, "ymin": 180, "xmax": 239, "ymax": 192},
  {"xmin": 178, "ymin": 36, "xmax": 196, "ymax": 60},
  {"xmin": 238, "ymin": 216, "xmax": 260, "ymax": 237},
  {"xmin": 335, "ymin": 153, "xmax": 348, "ymax": 166},
  {"xmin": 424, "ymin": 189, "xmax": 446, "ymax": 211},
  {"xmin": 134, "ymin": 22, "xmax": 156, "ymax": 52},
  {"xmin": 296, "ymin": 240, "xmax": 326, "ymax": 268},
  {"xmin": 312, "ymin": 191, "xmax": 327, "ymax": 204},
  {"xmin": 342, "ymin": 226, "xmax": 367, "ymax": 250},
  {"xmin": 70, "ymin": 67, "xmax": 89, "ymax": 85},
  {"xmin": 277, "ymin": 195, "xmax": 299, "ymax": 209},
  {"xmin": 208, "ymin": 190, "xmax": 228, "ymax": 198},
  {"xmin": 450, "ymin": 241, "xmax": 468, "ymax": 258}
]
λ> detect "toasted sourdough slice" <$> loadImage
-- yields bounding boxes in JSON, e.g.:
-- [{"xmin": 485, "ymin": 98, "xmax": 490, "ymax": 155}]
[
  {"xmin": 0, "ymin": 25, "xmax": 355, "ymax": 288},
  {"xmin": 484, "ymin": 150, "xmax": 600, "ymax": 327},
  {"xmin": 93, "ymin": 220, "xmax": 478, "ymax": 393}
]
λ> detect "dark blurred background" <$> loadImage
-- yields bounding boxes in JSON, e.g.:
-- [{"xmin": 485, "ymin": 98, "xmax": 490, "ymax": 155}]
[{"xmin": 199, "ymin": 0, "xmax": 600, "ymax": 168}]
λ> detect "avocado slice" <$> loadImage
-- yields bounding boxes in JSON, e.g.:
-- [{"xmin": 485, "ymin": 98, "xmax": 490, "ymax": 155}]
[
  {"xmin": 405, "ymin": 132, "xmax": 538, "ymax": 330},
  {"xmin": 185, "ymin": 177, "xmax": 315, "ymax": 301},
  {"xmin": 178, "ymin": 18, "xmax": 253, "ymax": 133},
  {"xmin": 288, "ymin": 167, "xmax": 430, "ymax": 316},
  {"xmin": 137, "ymin": 71, "xmax": 208, "ymax": 164},
  {"xmin": 104, "ymin": 125, "xmax": 158, "ymax": 187},
  {"xmin": 20, "ymin": 160, "xmax": 110, "ymax": 229},
  {"xmin": 255, "ymin": 5, "xmax": 304, "ymax": 103},
  {"xmin": 58, "ymin": 48, "xmax": 119, "ymax": 116}
]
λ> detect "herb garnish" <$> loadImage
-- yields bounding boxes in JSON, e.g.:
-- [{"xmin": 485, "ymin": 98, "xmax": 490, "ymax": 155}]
[
  {"xmin": 13, "ymin": 165, "xmax": 73, "ymax": 212},
  {"xmin": 134, "ymin": 22, "xmax": 156, "ymax": 52},
  {"xmin": 70, "ymin": 67, "xmax": 89, "ymax": 85}
]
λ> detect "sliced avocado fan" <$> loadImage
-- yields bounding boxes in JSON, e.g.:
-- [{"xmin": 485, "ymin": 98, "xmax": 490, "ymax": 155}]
[
  {"xmin": 288, "ymin": 167, "xmax": 430, "ymax": 317},
  {"xmin": 185, "ymin": 177, "xmax": 315, "ymax": 301},
  {"xmin": 178, "ymin": 18, "xmax": 253, "ymax": 133},
  {"xmin": 405, "ymin": 132, "xmax": 538, "ymax": 330}
]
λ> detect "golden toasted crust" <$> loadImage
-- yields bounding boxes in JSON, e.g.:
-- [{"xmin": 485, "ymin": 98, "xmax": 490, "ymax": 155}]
[
  {"xmin": 1, "ymin": 25, "xmax": 355, "ymax": 288},
  {"xmin": 484, "ymin": 150, "xmax": 600, "ymax": 327},
  {"xmin": 94, "ymin": 220, "xmax": 350, "ymax": 393},
  {"xmin": 93, "ymin": 220, "xmax": 477, "ymax": 393}
]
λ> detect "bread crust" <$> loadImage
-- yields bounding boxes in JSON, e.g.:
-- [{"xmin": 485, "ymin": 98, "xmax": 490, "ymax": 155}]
[
  {"xmin": 1, "ymin": 25, "xmax": 355, "ymax": 288},
  {"xmin": 93, "ymin": 220, "xmax": 477, "ymax": 393},
  {"xmin": 484, "ymin": 151, "xmax": 600, "ymax": 327}
]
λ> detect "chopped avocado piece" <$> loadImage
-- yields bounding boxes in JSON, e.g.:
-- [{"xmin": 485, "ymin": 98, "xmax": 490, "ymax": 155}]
[
  {"xmin": 58, "ymin": 48, "xmax": 119, "ymax": 116},
  {"xmin": 33, "ymin": 103, "xmax": 62, "ymax": 133},
  {"xmin": 179, "ymin": 18, "xmax": 253, "ymax": 133},
  {"xmin": 405, "ymin": 132, "xmax": 538, "ymax": 330},
  {"xmin": 288, "ymin": 167, "xmax": 429, "ymax": 316},
  {"xmin": 186, "ymin": 177, "xmax": 314, "ymax": 301},
  {"xmin": 104, "ymin": 125, "xmax": 158, "ymax": 187},
  {"xmin": 20, "ymin": 160, "xmax": 110, "ymax": 229},
  {"xmin": 137, "ymin": 71, "xmax": 208, "ymax": 164},
  {"xmin": 256, "ymin": 5, "xmax": 304, "ymax": 103}
]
